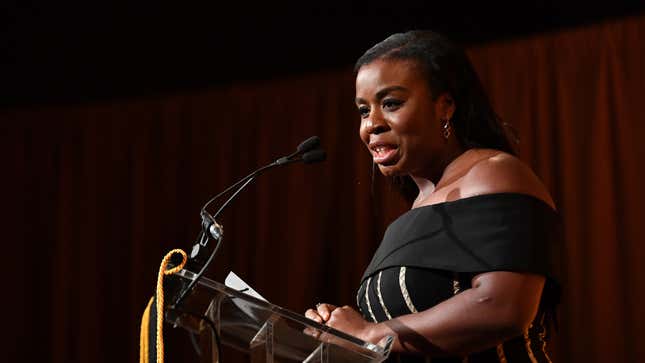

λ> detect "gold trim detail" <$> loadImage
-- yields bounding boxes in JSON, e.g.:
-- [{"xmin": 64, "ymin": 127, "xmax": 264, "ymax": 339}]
[
  {"xmin": 452, "ymin": 272, "xmax": 461, "ymax": 295},
  {"xmin": 399, "ymin": 267, "xmax": 418, "ymax": 313},
  {"xmin": 356, "ymin": 285, "xmax": 362, "ymax": 314},
  {"xmin": 453, "ymin": 273, "xmax": 469, "ymax": 363},
  {"xmin": 496, "ymin": 343, "xmax": 508, "ymax": 363},
  {"xmin": 356, "ymin": 288, "xmax": 360, "ymax": 307},
  {"xmin": 539, "ymin": 316, "xmax": 553, "ymax": 363},
  {"xmin": 365, "ymin": 277, "xmax": 378, "ymax": 323},
  {"xmin": 524, "ymin": 327, "xmax": 538, "ymax": 363},
  {"xmin": 376, "ymin": 271, "xmax": 393, "ymax": 319}
]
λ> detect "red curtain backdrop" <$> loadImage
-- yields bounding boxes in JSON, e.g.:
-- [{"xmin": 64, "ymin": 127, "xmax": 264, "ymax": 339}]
[{"xmin": 4, "ymin": 14, "xmax": 644, "ymax": 363}]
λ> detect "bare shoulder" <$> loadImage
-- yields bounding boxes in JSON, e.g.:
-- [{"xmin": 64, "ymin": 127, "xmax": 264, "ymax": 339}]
[{"xmin": 459, "ymin": 149, "xmax": 556, "ymax": 210}]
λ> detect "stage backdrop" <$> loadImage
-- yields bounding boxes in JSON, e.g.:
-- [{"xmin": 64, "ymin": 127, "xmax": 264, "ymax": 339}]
[{"xmin": 4, "ymin": 14, "xmax": 644, "ymax": 363}]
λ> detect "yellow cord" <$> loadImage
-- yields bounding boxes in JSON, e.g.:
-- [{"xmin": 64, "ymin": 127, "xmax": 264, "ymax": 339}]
[
  {"xmin": 140, "ymin": 297, "xmax": 154, "ymax": 363},
  {"xmin": 140, "ymin": 249, "xmax": 188, "ymax": 363}
]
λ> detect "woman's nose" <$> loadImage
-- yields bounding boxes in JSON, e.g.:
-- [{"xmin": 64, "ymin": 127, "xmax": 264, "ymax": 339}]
[{"xmin": 363, "ymin": 116, "xmax": 388, "ymax": 135}]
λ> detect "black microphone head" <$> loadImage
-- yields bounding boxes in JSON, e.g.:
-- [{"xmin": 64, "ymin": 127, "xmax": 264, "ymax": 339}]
[
  {"xmin": 302, "ymin": 149, "xmax": 326, "ymax": 164},
  {"xmin": 296, "ymin": 136, "xmax": 321, "ymax": 153}
]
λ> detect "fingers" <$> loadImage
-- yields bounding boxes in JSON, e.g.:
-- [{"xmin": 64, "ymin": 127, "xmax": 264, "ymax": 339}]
[
  {"xmin": 303, "ymin": 326, "xmax": 321, "ymax": 339},
  {"xmin": 315, "ymin": 303, "xmax": 337, "ymax": 321},
  {"xmin": 304, "ymin": 306, "xmax": 328, "ymax": 339},
  {"xmin": 326, "ymin": 305, "xmax": 352, "ymax": 325},
  {"xmin": 304, "ymin": 302, "xmax": 338, "ymax": 329},
  {"xmin": 304, "ymin": 308, "xmax": 324, "ymax": 324}
]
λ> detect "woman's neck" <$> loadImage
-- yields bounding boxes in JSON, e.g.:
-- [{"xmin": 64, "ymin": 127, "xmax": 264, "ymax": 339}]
[
  {"xmin": 411, "ymin": 147, "xmax": 472, "ymax": 204},
  {"xmin": 411, "ymin": 177, "xmax": 436, "ymax": 202}
]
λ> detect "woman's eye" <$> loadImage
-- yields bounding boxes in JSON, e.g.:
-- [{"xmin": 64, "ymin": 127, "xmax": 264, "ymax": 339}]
[
  {"xmin": 383, "ymin": 99, "xmax": 403, "ymax": 110},
  {"xmin": 358, "ymin": 106, "xmax": 370, "ymax": 117}
]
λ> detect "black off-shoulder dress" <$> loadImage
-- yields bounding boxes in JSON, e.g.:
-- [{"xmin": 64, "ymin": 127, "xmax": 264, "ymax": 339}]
[{"xmin": 357, "ymin": 193, "xmax": 561, "ymax": 363}]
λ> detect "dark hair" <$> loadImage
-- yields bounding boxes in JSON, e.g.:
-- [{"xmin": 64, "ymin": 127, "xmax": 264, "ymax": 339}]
[{"xmin": 355, "ymin": 31, "xmax": 517, "ymax": 202}]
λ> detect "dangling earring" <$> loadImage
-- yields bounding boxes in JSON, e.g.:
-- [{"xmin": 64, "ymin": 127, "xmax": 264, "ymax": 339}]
[{"xmin": 441, "ymin": 118, "xmax": 452, "ymax": 139}]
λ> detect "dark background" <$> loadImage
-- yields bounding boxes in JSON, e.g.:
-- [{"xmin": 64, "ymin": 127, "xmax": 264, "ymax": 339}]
[
  {"xmin": 3, "ymin": 1, "xmax": 645, "ymax": 107},
  {"xmin": 3, "ymin": 2, "xmax": 645, "ymax": 363}
]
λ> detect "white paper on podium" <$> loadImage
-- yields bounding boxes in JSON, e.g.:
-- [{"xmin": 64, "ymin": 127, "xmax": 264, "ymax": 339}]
[
  {"xmin": 225, "ymin": 271, "xmax": 268, "ymax": 302},
  {"xmin": 224, "ymin": 271, "xmax": 270, "ymax": 323}
]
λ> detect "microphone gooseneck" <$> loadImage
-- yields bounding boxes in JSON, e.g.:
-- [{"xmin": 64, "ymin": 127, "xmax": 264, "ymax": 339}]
[{"xmin": 173, "ymin": 136, "xmax": 326, "ymax": 308}]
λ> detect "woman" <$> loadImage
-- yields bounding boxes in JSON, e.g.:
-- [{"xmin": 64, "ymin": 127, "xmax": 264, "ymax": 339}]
[{"xmin": 305, "ymin": 31, "xmax": 561, "ymax": 362}]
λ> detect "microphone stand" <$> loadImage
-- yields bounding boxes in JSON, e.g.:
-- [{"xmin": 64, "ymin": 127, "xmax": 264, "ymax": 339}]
[{"xmin": 172, "ymin": 137, "xmax": 325, "ymax": 308}]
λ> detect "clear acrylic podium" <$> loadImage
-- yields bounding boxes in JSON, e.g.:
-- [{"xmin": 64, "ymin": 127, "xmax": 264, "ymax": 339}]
[{"xmin": 165, "ymin": 269, "xmax": 393, "ymax": 363}]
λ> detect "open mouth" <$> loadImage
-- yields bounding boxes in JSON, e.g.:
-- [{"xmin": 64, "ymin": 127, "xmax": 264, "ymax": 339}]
[{"xmin": 371, "ymin": 145, "xmax": 399, "ymax": 165}]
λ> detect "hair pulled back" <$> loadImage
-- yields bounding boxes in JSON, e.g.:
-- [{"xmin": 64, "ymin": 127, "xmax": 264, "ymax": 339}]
[{"xmin": 355, "ymin": 30, "xmax": 516, "ymax": 156}]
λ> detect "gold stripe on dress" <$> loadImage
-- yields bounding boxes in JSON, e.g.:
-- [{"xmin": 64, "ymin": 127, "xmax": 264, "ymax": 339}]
[
  {"xmin": 376, "ymin": 271, "xmax": 393, "ymax": 320},
  {"xmin": 453, "ymin": 272, "xmax": 468, "ymax": 363},
  {"xmin": 356, "ymin": 285, "xmax": 362, "ymax": 314},
  {"xmin": 452, "ymin": 272, "xmax": 461, "ymax": 294},
  {"xmin": 524, "ymin": 327, "xmax": 538, "ymax": 363},
  {"xmin": 496, "ymin": 343, "xmax": 508, "ymax": 363},
  {"xmin": 539, "ymin": 316, "xmax": 553, "ymax": 363},
  {"xmin": 364, "ymin": 277, "xmax": 378, "ymax": 323},
  {"xmin": 356, "ymin": 288, "xmax": 360, "ymax": 307},
  {"xmin": 398, "ymin": 267, "xmax": 418, "ymax": 313},
  {"xmin": 356, "ymin": 293, "xmax": 365, "ymax": 316}
]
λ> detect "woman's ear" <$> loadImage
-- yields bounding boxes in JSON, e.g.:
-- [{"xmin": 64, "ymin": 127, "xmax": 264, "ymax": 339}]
[{"xmin": 436, "ymin": 93, "xmax": 456, "ymax": 120}]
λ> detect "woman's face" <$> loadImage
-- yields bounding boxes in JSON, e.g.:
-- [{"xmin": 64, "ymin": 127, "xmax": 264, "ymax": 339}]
[{"xmin": 355, "ymin": 59, "xmax": 454, "ymax": 178}]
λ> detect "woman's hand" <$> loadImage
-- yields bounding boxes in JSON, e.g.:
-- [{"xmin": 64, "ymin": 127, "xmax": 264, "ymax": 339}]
[
  {"xmin": 305, "ymin": 304, "xmax": 376, "ymax": 343},
  {"xmin": 304, "ymin": 303, "xmax": 337, "ymax": 324},
  {"xmin": 303, "ymin": 303, "xmax": 337, "ymax": 339},
  {"xmin": 325, "ymin": 305, "xmax": 376, "ymax": 342}
]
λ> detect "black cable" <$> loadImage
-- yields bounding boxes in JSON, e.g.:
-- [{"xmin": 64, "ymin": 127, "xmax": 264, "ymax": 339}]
[
  {"xmin": 172, "ymin": 140, "xmax": 325, "ymax": 351},
  {"xmin": 170, "ymin": 307, "xmax": 223, "ymax": 363},
  {"xmin": 174, "ymin": 174, "xmax": 262, "ymax": 308},
  {"xmin": 189, "ymin": 331, "xmax": 201, "ymax": 356},
  {"xmin": 212, "ymin": 176, "xmax": 255, "ymax": 219},
  {"xmin": 200, "ymin": 163, "xmax": 276, "ymax": 214},
  {"xmin": 200, "ymin": 155, "xmax": 306, "ymax": 217},
  {"xmin": 175, "ymin": 161, "xmax": 303, "ymax": 308},
  {"xmin": 173, "ymin": 234, "xmax": 224, "ymax": 308}
]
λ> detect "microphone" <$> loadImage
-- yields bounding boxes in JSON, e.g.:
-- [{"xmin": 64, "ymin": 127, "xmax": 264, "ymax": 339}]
[
  {"xmin": 297, "ymin": 135, "xmax": 321, "ymax": 153},
  {"xmin": 174, "ymin": 136, "xmax": 325, "ymax": 308},
  {"xmin": 303, "ymin": 149, "xmax": 326, "ymax": 164},
  {"xmin": 203, "ymin": 135, "xmax": 324, "ymax": 222},
  {"xmin": 199, "ymin": 135, "xmax": 323, "ymax": 214},
  {"xmin": 276, "ymin": 135, "xmax": 320, "ymax": 165}
]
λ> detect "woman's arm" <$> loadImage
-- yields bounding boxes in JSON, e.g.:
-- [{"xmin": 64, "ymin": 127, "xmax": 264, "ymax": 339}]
[{"xmin": 308, "ymin": 271, "xmax": 544, "ymax": 356}]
